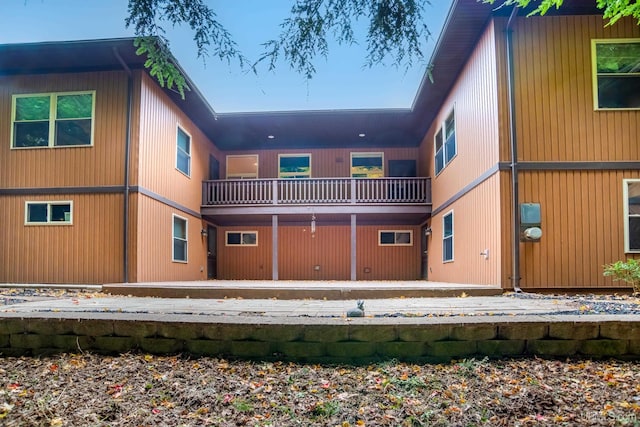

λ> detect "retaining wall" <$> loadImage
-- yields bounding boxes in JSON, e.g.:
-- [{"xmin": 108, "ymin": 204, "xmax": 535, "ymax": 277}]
[{"xmin": 1, "ymin": 313, "xmax": 639, "ymax": 362}]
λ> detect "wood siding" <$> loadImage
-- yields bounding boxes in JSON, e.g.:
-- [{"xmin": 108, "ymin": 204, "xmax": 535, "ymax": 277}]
[
  {"xmin": 0, "ymin": 194, "xmax": 123, "ymax": 284},
  {"xmin": 357, "ymin": 225, "xmax": 421, "ymax": 280},
  {"xmin": 216, "ymin": 226, "xmax": 273, "ymax": 280},
  {"xmin": 0, "ymin": 72, "xmax": 128, "ymax": 188}
]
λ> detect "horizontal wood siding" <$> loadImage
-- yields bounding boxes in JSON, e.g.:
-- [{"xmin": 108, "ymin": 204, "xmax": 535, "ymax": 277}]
[
  {"xmin": 0, "ymin": 194, "xmax": 123, "ymax": 284},
  {"xmin": 216, "ymin": 226, "xmax": 272, "ymax": 280},
  {"xmin": 512, "ymin": 15, "xmax": 640, "ymax": 162},
  {"xmin": 279, "ymin": 226, "xmax": 350, "ymax": 280},
  {"xmin": 221, "ymin": 147, "xmax": 420, "ymax": 179},
  {"xmin": 134, "ymin": 194, "xmax": 208, "ymax": 282},
  {"xmin": 427, "ymin": 174, "xmax": 502, "ymax": 286},
  {"xmin": 519, "ymin": 170, "xmax": 640, "ymax": 289},
  {"xmin": 0, "ymin": 72, "xmax": 128, "ymax": 188},
  {"xmin": 356, "ymin": 225, "xmax": 421, "ymax": 280}
]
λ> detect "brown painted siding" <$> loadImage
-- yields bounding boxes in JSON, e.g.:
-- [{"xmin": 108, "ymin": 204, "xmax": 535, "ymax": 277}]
[
  {"xmin": 427, "ymin": 174, "xmax": 502, "ymax": 285},
  {"xmin": 216, "ymin": 226, "xmax": 273, "ymax": 280},
  {"xmin": 0, "ymin": 194, "xmax": 123, "ymax": 284},
  {"xmin": 134, "ymin": 193, "xmax": 208, "ymax": 282},
  {"xmin": 221, "ymin": 147, "xmax": 420, "ymax": 178},
  {"xmin": 512, "ymin": 15, "xmax": 640, "ymax": 162},
  {"xmin": 0, "ymin": 72, "xmax": 128, "ymax": 188},
  {"xmin": 279, "ymin": 226, "xmax": 350, "ymax": 280},
  {"xmin": 357, "ymin": 225, "xmax": 421, "ymax": 280}
]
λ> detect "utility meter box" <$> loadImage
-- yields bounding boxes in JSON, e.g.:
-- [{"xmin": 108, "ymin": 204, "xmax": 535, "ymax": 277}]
[{"xmin": 520, "ymin": 203, "xmax": 542, "ymax": 242}]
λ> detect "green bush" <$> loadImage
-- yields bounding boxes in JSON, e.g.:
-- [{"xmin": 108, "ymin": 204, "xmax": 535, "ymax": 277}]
[{"xmin": 603, "ymin": 259, "xmax": 640, "ymax": 295}]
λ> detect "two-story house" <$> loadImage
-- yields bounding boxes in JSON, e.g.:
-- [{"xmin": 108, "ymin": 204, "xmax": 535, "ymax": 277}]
[{"xmin": 1, "ymin": 0, "xmax": 638, "ymax": 292}]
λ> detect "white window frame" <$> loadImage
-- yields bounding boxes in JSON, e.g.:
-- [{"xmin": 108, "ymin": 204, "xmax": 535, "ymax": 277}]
[
  {"xmin": 623, "ymin": 179, "xmax": 640, "ymax": 253},
  {"xmin": 278, "ymin": 153, "xmax": 312, "ymax": 178},
  {"xmin": 176, "ymin": 125, "xmax": 191, "ymax": 177},
  {"xmin": 443, "ymin": 210, "xmax": 454, "ymax": 263},
  {"xmin": 11, "ymin": 91, "xmax": 96, "ymax": 149},
  {"xmin": 225, "ymin": 231, "xmax": 258, "ymax": 246},
  {"xmin": 591, "ymin": 39, "xmax": 640, "ymax": 111},
  {"xmin": 434, "ymin": 108, "xmax": 456, "ymax": 176},
  {"xmin": 378, "ymin": 230, "xmax": 413, "ymax": 246},
  {"xmin": 226, "ymin": 154, "xmax": 259, "ymax": 179},
  {"xmin": 24, "ymin": 201, "xmax": 73, "ymax": 225},
  {"xmin": 172, "ymin": 214, "xmax": 188, "ymax": 263},
  {"xmin": 350, "ymin": 152, "xmax": 384, "ymax": 178}
]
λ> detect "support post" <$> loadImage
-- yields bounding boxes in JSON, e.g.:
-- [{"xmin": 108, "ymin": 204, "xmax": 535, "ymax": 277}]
[
  {"xmin": 351, "ymin": 214, "xmax": 357, "ymax": 281},
  {"xmin": 272, "ymin": 215, "xmax": 278, "ymax": 280}
]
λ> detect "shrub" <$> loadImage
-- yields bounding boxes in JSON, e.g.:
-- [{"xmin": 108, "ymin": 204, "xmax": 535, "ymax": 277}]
[{"xmin": 603, "ymin": 259, "xmax": 640, "ymax": 295}]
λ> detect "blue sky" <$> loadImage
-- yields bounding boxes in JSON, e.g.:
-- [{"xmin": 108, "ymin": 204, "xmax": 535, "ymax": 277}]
[{"xmin": 2, "ymin": 0, "xmax": 452, "ymax": 113}]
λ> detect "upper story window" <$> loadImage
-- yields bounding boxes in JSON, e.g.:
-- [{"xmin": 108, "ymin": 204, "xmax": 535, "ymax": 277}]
[
  {"xmin": 25, "ymin": 201, "xmax": 72, "ymax": 225},
  {"xmin": 172, "ymin": 214, "xmax": 188, "ymax": 262},
  {"xmin": 434, "ymin": 109, "xmax": 456, "ymax": 175},
  {"xmin": 11, "ymin": 91, "xmax": 95, "ymax": 148},
  {"xmin": 351, "ymin": 152, "xmax": 383, "ymax": 178},
  {"xmin": 279, "ymin": 154, "xmax": 311, "ymax": 178},
  {"xmin": 227, "ymin": 155, "xmax": 258, "ymax": 179},
  {"xmin": 624, "ymin": 179, "xmax": 640, "ymax": 253},
  {"xmin": 592, "ymin": 39, "xmax": 640, "ymax": 110},
  {"xmin": 443, "ymin": 210, "xmax": 454, "ymax": 262},
  {"xmin": 176, "ymin": 126, "xmax": 191, "ymax": 177}
]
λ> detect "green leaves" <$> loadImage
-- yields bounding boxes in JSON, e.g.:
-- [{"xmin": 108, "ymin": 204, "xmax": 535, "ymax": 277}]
[{"xmin": 603, "ymin": 259, "xmax": 640, "ymax": 294}]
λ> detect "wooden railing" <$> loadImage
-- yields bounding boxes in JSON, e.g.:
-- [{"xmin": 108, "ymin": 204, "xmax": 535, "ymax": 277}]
[{"xmin": 202, "ymin": 177, "xmax": 431, "ymax": 206}]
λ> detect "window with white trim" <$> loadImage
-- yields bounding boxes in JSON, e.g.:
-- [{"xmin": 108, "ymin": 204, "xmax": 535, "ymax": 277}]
[
  {"xmin": 25, "ymin": 201, "xmax": 73, "ymax": 225},
  {"xmin": 172, "ymin": 215, "xmax": 188, "ymax": 262},
  {"xmin": 434, "ymin": 109, "xmax": 456, "ymax": 175},
  {"xmin": 443, "ymin": 211, "xmax": 454, "ymax": 262},
  {"xmin": 176, "ymin": 126, "xmax": 191, "ymax": 176},
  {"xmin": 11, "ymin": 92, "xmax": 95, "ymax": 148},
  {"xmin": 592, "ymin": 39, "xmax": 640, "ymax": 110},
  {"xmin": 351, "ymin": 152, "xmax": 383, "ymax": 177},
  {"xmin": 227, "ymin": 155, "xmax": 258, "ymax": 179},
  {"xmin": 279, "ymin": 154, "xmax": 311, "ymax": 178},
  {"xmin": 624, "ymin": 179, "xmax": 640, "ymax": 252},
  {"xmin": 226, "ymin": 231, "xmax": 258, "ymax": 246},
  {"xmin": 379, "ymin": 230, "xmax": 413, "ymax": 246}
]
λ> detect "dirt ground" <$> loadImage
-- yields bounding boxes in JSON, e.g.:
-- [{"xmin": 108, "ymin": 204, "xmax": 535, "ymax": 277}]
[{"xmin": 1, "ymin": 354, "xmax": 639, "ymax": 426}]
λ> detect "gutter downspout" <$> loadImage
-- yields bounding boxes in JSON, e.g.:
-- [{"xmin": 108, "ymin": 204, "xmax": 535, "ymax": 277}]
[
  {"xmin": 505, "ymin": 6, "xmax": 522, "ymax": 293},
  {"xmin": 113, "ymin": 47, "xmax": 133, "ymax": 283}
]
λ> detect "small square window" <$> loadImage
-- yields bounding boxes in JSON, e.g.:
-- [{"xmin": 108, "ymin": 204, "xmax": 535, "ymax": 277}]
[
  {"xmin": 379, "ymin": 230, "xmax": 413, "ymax": 246},
  {"xmin": 176, "ymin": 127, "xmax": 191, "ymax": 176},
  {"xmin": 279, "ymin": 154, "xmax": 311, "ymax": 178},
  {"xmin": 226, "ymin": 231, "xmax": 258, "ymax": 246},
  {"xmin": 351, "ymin": 152, "xmax": 384, "ymax": 178},
  {"xmin": 25, "ymin": 201, "xmax": 72, "ymax": 225}
]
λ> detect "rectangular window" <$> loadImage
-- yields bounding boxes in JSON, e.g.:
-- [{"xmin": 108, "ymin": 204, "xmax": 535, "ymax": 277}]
[
  {"xmin": 351, "ymin": 152, "xmax": 383, "ymax": 177},
  {"xmin": 379, "ymin": 230, "xmax": 413, "ymax": 246},
  {"xmin": 226, "ymin": 231, "xmax": 258, "ymax": 246},
  {"xmin": 25, "ymin": 201, "xmax": 72, "ymax": 225},
  {"xmin": 624, "ymin": 179, "xmax": 640, "ymax": 253},
  {"xmin": 279, "ymin": 154, "xmax": 311, "ymax": 178},
  {"xmin": 435, "ymin": 109, "xmax": 456, "ymax": 175},
  {"xmin": 592, "ymin": 39, "xmax": 640, "ymax": 110},
  {"xmin": 443, "ymin": 211, "xmax": 454, "ymax": 262},
  {"xmin": 12, "ymin": 91, "xmax": 95, "ymax": 148},
  {"xmin": 227, "ymin": 155, "xmax": 258, "ymax": 179},
  {"xmin": 172, "ymin": 215, "xmax": 188, "ymax": 262},
  {"xmin": 176, "ymin": 126, "xmax": 191, "ymax": 177}
]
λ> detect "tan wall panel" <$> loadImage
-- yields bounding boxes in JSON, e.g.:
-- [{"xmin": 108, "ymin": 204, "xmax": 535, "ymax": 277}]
[
  {"xmin": 279, "ymin": 226, "xmax": 350, "ymax": 280},
  {"xmin": 512, "ymin": 16, "xmax": 640, "ymax": 162},
  {"xmin": 216, "ymin": 226, "xmax": 272, "ymax": 280},
  {"xmin": 356, "ymin": 225, "xmax": 421, "ymax": 280},
  {"xmin": 0, "ymin": 194, "xmax": 123, "ymax": 284},
  {"xmin": 0, "ymin": 72, "xmax": 128, "ymax": 188},
  {"xmin": 221, "ymin": 147, "xmax": 420, "ymax": 179},
  {"xmin": 427, "ymin": 174, "xmax": 502, "ymax": 285},
  {"xmin": 134, "ymin": 194, "xmax": 208, "ymax": 282}
]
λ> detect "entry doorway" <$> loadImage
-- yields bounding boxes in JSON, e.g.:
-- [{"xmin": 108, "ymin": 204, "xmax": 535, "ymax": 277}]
[
  {"xmin": 207, "ymin": 225, "xmax": 217, "ymax": 279},
  {"xmin": 421, "ymin": 225, "xmax": 429, "ymax": 280}
]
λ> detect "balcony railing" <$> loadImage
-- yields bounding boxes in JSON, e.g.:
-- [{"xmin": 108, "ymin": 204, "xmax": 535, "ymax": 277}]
[{"xmin": 202, "ymin": 177, "xmax": 431, "ymax": 206}]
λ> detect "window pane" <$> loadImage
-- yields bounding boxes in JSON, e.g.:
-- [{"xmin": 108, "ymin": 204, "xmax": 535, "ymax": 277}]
[
  {"xmin": 434, "ymin": 129, "xmax": 443, "ymax": 150},
  {"xmin": 445, "ymin": 134, "xmax": 457, "ymax": 163},
  {"xmin": 177, "ymin": 128, "xmax": 190, "ymax": 153},
  {"xmin": 173, "ymin": 217, "xmax": 186, "ymax": 239},
  {"xmin": 597, "ymin": 76, "xmax": 640, "ymax": 109},
  {"xmin": 15, "ymin": 96, "xmax": 50, "ymax": 120},
  {"xmin": 628, "ymin": 182, "xmax": 640, "ymax": 214},
  {"xmin": 443, "ymin": 237, "xmax": 453, "ymax": 261},
  {"xmin": 445, "ymin": 112, "xmax": 455, "ymax": 140},
  {"xmin": 443, "ymin": 214, "xmax": 453, "ymax": 238},
  {"xmin": 352, "ymin": 154, "xmax": 383, "ymax": 177},
  {"xmin": 395, "ymin": 232, "xmax": 411, "ymax": 244},
  {"xmin": 27, "ymin": 204, "xmax": 47, "ymax": 222},
  {"xmin": 596, "ymin": 43, "xmax": 640, "ymax": 73},
  {"xmin": 242, "ymin": 233, "xmax": 257, "ymax": 245},
  {"xmin": 55, "ymin": 119, "xmax": 91, "ymax": 146},
  {"xmin": 435, "ymin": 148, "xmax": 444, "ymax": 175},
  {"xmin": 50, "ymin": 204, "xmax": 71, "ymax": 222},
  {"xmin": 227, "ymin": 232, "xmax": 241, "ymax": 245},
  {"xmin": 14, "ymin": 122, "xmax": 49, "ymax": 147},
  {"xmin": 173, "ymin": 240, "xmax": 187, "ymax": 261},
  {"xmin": 380, "ymin": 232, "xmax": 395, "ymax": 245},
  {"xmin": 280, "ymin": 156, "xmax": 310, "ymax": 175},
  {"xmin": 227, "ymin": 155, "xmax": 258, "ymax": 178},
  {"xmin": 56, "ymin": 94, "xmax": 92, "ymax": 119},
  {"xmin": 177, "ymin": 150, "xmax": 190, "ymax": 175}
]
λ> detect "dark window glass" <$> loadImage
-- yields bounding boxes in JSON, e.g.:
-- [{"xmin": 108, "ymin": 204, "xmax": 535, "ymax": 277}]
[
  {"xmin": 55, "ymin": 119, "xmax": 91, "ymax": 146},
  {"xmin": 50, "ymin": 204, "xmax": 71, "ymax": 222},
  {"xmin": 27, "ymin": 204, "xmax": 47, "ymax": 222},
  {"xmin": 380, "ymin": 232, "xmax": 395, "ymax": 245},
  {"xmin": 14, "ymin": 122, "xmax": 49, "ymax": 147},
  {"xmin": 242, "ymin": 233, "xmax": 257, "ymax": 245},
  {"xmin": 227, "ymin": 233, "xmax": 242, "ymax": 245}
]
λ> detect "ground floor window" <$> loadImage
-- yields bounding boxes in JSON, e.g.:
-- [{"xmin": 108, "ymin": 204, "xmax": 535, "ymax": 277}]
[
  {"xmin": 624, "ymin": 179, "xmax": 640, "ymax": 252},
  {"xmin": 25, "ymin": 201, "xmax": 72, "ymax": 224},
  {"xmin": 226, "ymin": 231, "xmax": 258, "ymax": 246},
  {"xmin": 172, "ymin": 214, "xmax": 188, "ymax": 262},
  {"xmin": 443, "ymin": 211, "xmax": 454, "ymax": 262},
  {"xmin": 379, "ymin": 230, "xmax": 413, "ymax": 246}
]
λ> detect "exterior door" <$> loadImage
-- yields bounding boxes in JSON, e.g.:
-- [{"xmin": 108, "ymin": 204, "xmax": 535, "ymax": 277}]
[
  {"xmin": 421, "ymin": 225, "xmax": 429, "ymax": 280},
  {"xmin": 207, "ymin": 225, "xmax": 217, "ymax": 279},
  {"xmin": 209, "ymin": 155, "xmax": 220, "ymax": 180}
]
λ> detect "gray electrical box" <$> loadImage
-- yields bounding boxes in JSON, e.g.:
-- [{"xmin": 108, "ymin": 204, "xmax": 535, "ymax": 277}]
[{"xmin": 520, "ymin": 203, "xmax": 542, "ymax": 242}]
